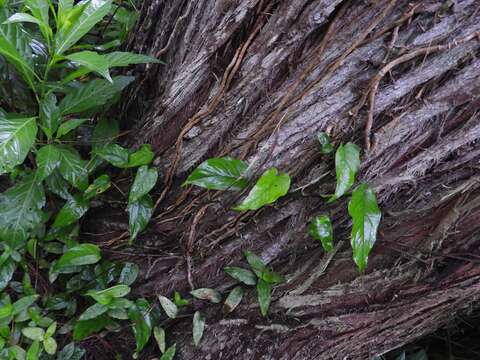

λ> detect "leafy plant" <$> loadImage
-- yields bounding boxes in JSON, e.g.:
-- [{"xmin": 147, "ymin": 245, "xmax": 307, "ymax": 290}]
[{"xmin": 309, "ymin": 215, "xmax": 333, "ymax": 252}]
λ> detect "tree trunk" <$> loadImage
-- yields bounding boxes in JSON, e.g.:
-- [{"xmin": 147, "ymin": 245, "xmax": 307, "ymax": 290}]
[{"xmin": 101, "ymin": 0, "xmax": 480, "ymax": 358}]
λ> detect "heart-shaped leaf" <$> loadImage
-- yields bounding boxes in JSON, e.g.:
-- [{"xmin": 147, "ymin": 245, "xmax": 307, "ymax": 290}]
[
  {"xmin": 129, "ymin": 166, "xmax": 158, "ymax": 204},
  {"xmin": 308, "ymin": 215, "xmax": 333, "ymax": 252}
]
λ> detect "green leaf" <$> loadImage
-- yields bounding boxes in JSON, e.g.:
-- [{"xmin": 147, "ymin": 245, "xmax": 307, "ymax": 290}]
[
  {"xmin": 157, "ymin": 295, "xmax": 178, "ymax": 319},
  {"xmin": 317, "ymin": 131, "xmax": 334, "ymax": 154},
  {"xmin": 43, "ymin": 337, "xmax": 57, "ymax": 355},
  {"xmin": 78, "ymin": 303, "xmax": 108, "ymax": 321},
  {"xmin": 36, "ymin": 145, "xmax": 61, "ymax": 182},
  {"xmin": 21, "ymin": 327, "xmax": 45, "ymax": 341},
  {"xmin": 234, "ymin": 168, "xmax": 290, "ymax": 211},
  {"xmin": 160, "ymin": 344, "xmax": 176, "ymax": 360},
  {"xmin": 84, "ymin": 174, "xmax": 111, "ymax": 200},
  {"xmin": 25, "ymin": 0, "xmax": 50, "ymax": 24},
  {"xmin": 0, "ymin": 115, "xmax": 37, "ymax": 174},
  {"xmin": 57, "ymin": 146, "xmax": 88, "ymax": 190},
  {"xmin": 192, "ymin": 311, "xmax": 205, "ymax": 347},
  {"xmin": 183, "ymin": 157, "xmax": 248, "ymax": 191},
  {"xmin": 56, "ymin": 118, "xmax": 89, "ymax": 138},
  {"xmin": 256, "ymin": 279, "xmax": 271, "ymax": 317},
  {"xmin": 105, "ymin": 51, "xmax": 161, "ymax": 67},
  {"xmin": 94, "ymin": 143, "xmax": 129, "ymax": 167},
  {"xmin": 128, "ymin": 195, "xmax": 153, "ymax": 241},
  {"xmin": 190, "ymin": 288, "xmax": 222, "ymax": 303},
  {"xmin": 173, "ymin": 291, "xmax": 189, "ymax": 307},
  {"xmin": 0, "ymin": 173, "xmax": 45, "ymax": 247},
  {"xmin": 129, "ymin": 166, "xmax": 158, "ymax": 204},
  {"xmin": 223, "ymin": 286, "xmax": 243, "ymax": 314},
  {"xmin": 118, "ymin": 262, "xmax": 139, "ymax": 286},
  {"xmin": 0, "ymin": 303, "xmax": 13, "ymax": 318},
  {"xmin": 308, "ymin": 215, "xmax": 333, "ymax": 252},
  {"xmin": 12, "ymin": 295, "xmax": 39, "ymax": 315},
  {"xmin": 4, "ymin": 13, "xmax": 44, "ymax": 27},
  {"xmin": 26, "ymin": 340, "xmax": 41, "ymax": 360},
  {"xmin": 53, "ymin": 244, "xmax": 101, "ymax": 273},
  {"xmin": 55, "ymin": 0, "xmax": 112, "ymax": 55},
  {"xmin": 45, "ymin": 170, "xmax": 71, "ymax": 200},
  {"xmin": 244, "ymin": 250, "xmax": 267, "ymax": 278},
  {"xmin": 128, "ymin": 299, "xmax": 152, "ymax": 353},
  {"xmin": 224, "ymin": 266, "xmax": 256, "ymax": 285},
  {"xmin": 59, "ymin": 76, "xmax": 134, "ymax": 115},
  {"xmin": 348, "ymin": 183, "xmax": 381, "ymax": 272},
  {"xmin": 329, "ymin": 143, "xmax": 360, "ymax": 202},
  {"xmin": 91, "ymin": 118, "xmax": 119, "ymax": 150},
  {"xmin": 39, "ymin": 93, "xmax": 61, "ymax": 139},
  {"xmin": 128, "ymin": 144, "xmax": 154, "ymax": 167},
  {"xmin": 45, "ymin": 321, "xmax": 56, "ymax": 338},
  {"xmin": 73, "ymin": 314, "xmax": 113, "ymax": 341},
  {"xmin": 153, "ymin": 326, "xmax": 165, "ymax": 353},
  {"xmin": 86, "ymin": 285, "xmax": 130, "ymax": 305},
  {"xmin": 57, "ymin": 0, "xmax": 74, "ymax": 28},
  {"xmin": 65, "ymin": 51, "xmax": 112, "ymax": 82},
  {"xmin": 52, "ymin": 194, "xmax": 89, "ymax": 228},
  {"xmin": 0, "ymin": 260, "xmax": 16, "ymax": 291}
]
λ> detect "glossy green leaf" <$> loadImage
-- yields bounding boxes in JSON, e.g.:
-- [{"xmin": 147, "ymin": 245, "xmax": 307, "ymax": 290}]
[
  {"xmin": 118, "ymin": 262, "xmax": 139, "ymax": 286},
  {"xmin": 56, "ymin": 118, "xmax": 89, "ymax": 138},
  {"xmin": 0, "ymin": 115, "xmax": 37, "ymax": 174},
  {"xmin": 45, "ymin": 170, "xmax": 71, "ymax": 200},
  {"xmin": 0, "ymin": 260, "xmax": 16, "ymax": 291},
  {"xmin": 256, "ymin": 279, "xmax": 271, "ymax": 317},
  {"xmin": 65, "ymin": 51, "xmax": 112, "ymax": 82},
  {"xmin": 26, "ymin": 340, "xmax": 41, "ymax": 360},
  {"xmin": 0, "ymin": 173, "xmax": 45, "ymax": 247},
  {"xmin": 12, "ymin": 295, "xmax": 39, "ymax": 315},
  {"xmin": 73, "ymin": 314, "xmax": 113, "ymax": 341},
  {"xmin": 4, "ymin": 12, "xmax": 44, "ymax": 27},
  {"xmin": 53, "ymin": 244, "xmax": 101, "ymax": 273},
  {"xmin": 94, "ymin": 143, "xmax": 129, "ymax": 167},
  {"xmin": 223, "ymin": 286, "xmax": 243, "ymax": 314},
  {"xmin": 190, "ymin": 288, "xmax": 222, "ymax": 303},
  {"xmin": 43, "ymin": 337, "xmax": 57, "ymax": 355},
  {"xmin": 348, "ymin": 183, "xmax": 381, "ymax": 272},
  {"xmin": 59, "ymin": 76, "xmax": 134, "ymax": 115},
  {"xmin": 192, "ymin": 311, "xmax": 205, "ymax": 347},
  {"xmin": 128, "ymin": 195, "xmax": 153, "ymax": 241},
  {"xmin": 157, "ymin": 295, "xmax": 178, "ymax": 319},
  {"xmin": 86, "ymin": 285, "xmax": 130, "ymax": 305},
  {"xmin": 329, "ymin": 143, "xmax": 360, "ymax": 202},
  {"xmin": 317, "ymin": 131, "xmax": 334, "ymax": 154},
  {"xmin": 128, "ymin": 144, "xmax": 154, "ymax": 167},
  {"xmin": 36, "ymin": 145, "xmax": 61, "ymax": 182},
  {"xmin": 129, "ymin": 166, "xmax": 158, "ymax": 204},
  {"xmin": 153, "ymin": 326, "xmax": 165, "ymax": 353},
  {"xmin": 234, "ymin": 168, "xmax": 290, "ymax": 211},
  {"xmin": 57, "ymin": 0, "xmax": 74, "ymax": 28},
  {"xmin": 21, "ymin": 327, "xmax": 45, "ymax": 340},
  {"xmin": 224, "ymin": 266, "xmax": 256, "ymax": 285},
  {"xmin": 183, "ymin": 157, "xmax": 248, "ymax": 191},
  {"xmin": 25, "ymin": 0, "xmax": 50, "ymax": 24},
  {"xmin": 39, "ymin": 93, "xmax": 61, "ymax": 139},
  {"xmin": 52, "ymin": 194, "xmax": 89, "ymax": 228},
  {"xmin": 244, "ymin": 250, "xmax": 285, "ymax": 284},
  {"xmin": 128, "ymin": 299, "xmax": 152, "ymax": 353},
  {"xmin": 78, "ymin": 303, "xmax": 108, "ymax": 321},
  {"xmin": 84, "ymin": 174, "xmax": 111, "ymax": 200},
  {"xmin": 56, "ymin": 146, "xmax": 88, "ymax": 190},
  {"xmin": 160, "ymin": 344, "xmax": 176, "ymax": 360},
  {"xmin": 105, "ymin": 51, "xmax": 160, "ymax": 67},
  {"xmin": 55, "ymin": 0, "xmax": 112, "ymax": 55},
  {"xmin": 45, "ymin": 321, "xmax": 56, "ymax": 338},
  {"xmin": 308, "ymin": 215, "xmax": 333, "ymax": 252}
]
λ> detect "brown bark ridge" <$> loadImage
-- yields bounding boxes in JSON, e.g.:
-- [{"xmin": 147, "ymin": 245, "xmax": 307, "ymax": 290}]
[{"xmin": 114, "ymin": 0, "xmax": 480, "ymax": 358}]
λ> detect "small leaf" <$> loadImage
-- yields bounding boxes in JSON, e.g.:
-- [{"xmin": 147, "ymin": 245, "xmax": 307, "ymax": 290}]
[
  {"xmin": 21, "ymin": 327, "xmax": 45, "ymax": 341},
  {"xmin": 127, "ymin": 144, "xmax": 154, "ymax": 168},
  {"xmin": 78, "ymin": 303, "xmax": 108, "ymax": 321},
  {"xmin": 223, "ymin": 286, "xmax": 244, "ymax": 314},
  {"xmin": 317, "ymin": 131, "xmax": 334, "ymax": 154},
  {"xmin": 153, "ymin": 326, "xmax": 166, "ymax": 353},
  {"xmin": 256, "ymin": 279, "xmax": 271, "ymax": 317},
  {"xmin": 57, "ymin": 146, "xmax": 88, "ymax": 190},
  {"xmin": 12, "ymin": 295, "xmax": 39, "ymax": 315},
  {"xmin": 94, "ymin": 143, "xmax": 129, "ymax": 168},
  {"xmin": 39, "ymin": 93, "xmax": 61, "ymax": 139},
  {"xmin": 86, "ymin": 285, "xmax": 130, "ymax": 305},
  {"xmin": 53, "ymin": 244, "xmax": 101, "ymax": 273},
  {"xmin": 308, "ymin": 215, "xmax": 333, "ymax": 252},
  {"xmin": 36, "ymin": 145, "xmax": 61, "ymax": 182},
  {"xmin": 160, "ymin": 344, "xmax": 176, "ymax": 360},
  {"xmin": 65, "ymin": 51, "xmax": 112, "ymax": 82},
  {"xmin": 118, "ymin": 262, "xmax": 139, "ymax": 286},
  {"xmin": 183, "ymin": 157, "xmax": 248, "ymax": 191},
  {"xmin": 83, "ymin": 175, "xmax": 111, "ymax": 200},
  {"xmin": 348, "ymin": 183, "xmax": 381, "ymax": 272},
  {"xmin": 173, "ymin": 291, "xmax": 189, "ymax": 307},
  {"xmin": 45, "ymin": 321, "xmax": 56, "ymax": 338},
  {"xmin": 52, "ymin": 194, "xmax": 89, "ymax": 228},
  {"xmin": 234, "ymin": 168, "xmax": 290, "ymax": 211},
  {"xmin": 43, "ymin": 337, "xmax": 57, "ymax": 355},
  {"xmin": 158, "ymin": 295, "xmax": 178, "ymax": 319},
  {"xmin": 26, "ymin": 340, "xmax": 41, "ymax": 360},
  {"xmin": 128, "ymin": 195, "xmax": 154, "ymax": 241},
  {"xmin": 73, "ymin": 314, "xmax": 113, "ymax": 341},
  {"xmin": 192, "ymin": 311, "xmax": 205, "ymax": 347},
  {"xmin": 129, "ymin": 166, "xmax": 158, "ymax": 204},
  {"xmin": 244, "ymin": 250, "xmax": 267, "ymax": 278},
  {"xmin": 329, "ymin": 143, "xmax": 360, "ymax": 202},
  {"xmin": 190, "ymin": 288, "xmax": 222, "ymax": 303},
  {"xmin": 224, "ymin": 266, "xmax": 256, "ymax": 285},
  {"xmin": 128, "ymin": 299, "xmax": 152, "ymax": 353},
  {"xmin": 56, "ymin": 118, "xmax": 89, "ymax": 138}
]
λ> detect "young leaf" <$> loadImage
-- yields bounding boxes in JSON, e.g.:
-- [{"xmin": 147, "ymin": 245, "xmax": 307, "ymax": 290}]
[
  {"xmin": 57, "ymin": 146, "xmax": 88, "ymax": 190},
  {"xmin": 52, "ymin": 194, "xmax": 89, "ymax": 228},
  {"xmin": 53, "ymin": 244, "xmax": 101, "ymax": 273},
  {"xmin": 21, "ymin": 327, "xmax": 45, "ymax": 341},
  {"xmin": 192, "ymin": 311, "xmax": 205, "ymax": 347},
  {"xmin": 128, "ymin": 299, "xmax": 152, "ymax": 353},
  {"xmin": 43, "ymin": 337, "xmax": 57, "ymax": 355},
  {"xmin": 234, "ymin": 168, "xmax": 290, "ymax": 211},
  {"xmin": 173, "ymin": 291, "xmax": 189, "ymax": 307},
  {"xmin": 39, "ymin": 93, "xmax": 61, "ymax": 139},
  {"xmin": 256, "ymin": 279, "xmax": 271, "ymax": 317},
  {"xmin": 223, "ymin": 286, "xmax": 244, "ymax": 314},
  {"xmin": 317, "ymin": 131, "xmax": 334, "ymax": 154},
  {"xmin": 86, "ymin": 285, "xmax": 130, "ymax": 305},
  {"xmin": 56, "ymin": 118, "xmax": 89, "ymax": 138},
  {"xmin": 128, "ymin": 166, "xmax": 158, "ymax": 204},
  {"xmin": 84, "ymin": 174, "xmax": 111, "ymax": 200},
  {"xmin": 308, "ymin": 215, "xmax": 333, "ymax": 252},
  {"xmin": 190, "ymin": 288, "xmax": 222, "ymax": 303},
  {"xmin": 12, "ymin": 295, "xmax": 39, "ymax": 315},
  {"xmin": 0, "ymin": 115, "xmax": 37, "ymax": 174},
  {"xmin": 65, "ymin": 51, "xmax": 112, "ymax": 82},
  {"xmin": 59, "ymin": 76, "xmax": 134, "ymax": 115},
  {"xmin": 45, "ymin": 321, "xmax": 57, "ymax": 338},
  {"xmin": 153, "ymin": 326, "xmax": 166, "ymax": 353},
  {"xmin": 183, "ymin": 157, "xmax": 248, "ymax": 191},
  {"xmin": 224, "ymin": 266, "xmax": 256, "ymax": 286},
  {"xmin": 105, "ymin": 51, "xmax": 161, "ymax": 67},
  {"xmin": 329, "ymin": 143, "xmax": 360, "ymax": 202},
  {"xmin": 348, "ymin": 183, "xmax": 381, "ymax": 272},
  {"xmin": 160, "ymin": 344, "xmax": 176, "ymax": 360},
  {"xmin": 94, "ymin": 143, "xmax": 129, "ymax": 168},
  {"xmin": 157, "ymin": 295, "xmax": 178, "ymax": 319},
  {"xmin": 128, "ymin": 195, "xmax": 154, "ymax": 241},
  {"xmin": 36, "ymin": 145, "xmax": 61, "ymax": 182},
  {"xmin": 78, "ymin": 303, "xmax": 108, "ymax": 321},
  {"xmin": 26, "ymin": 340, "xmax": 41, "ymax": 360},
  {"xmin": 128, "ymin": 144, "xmax": 154, "ymax": 168}
]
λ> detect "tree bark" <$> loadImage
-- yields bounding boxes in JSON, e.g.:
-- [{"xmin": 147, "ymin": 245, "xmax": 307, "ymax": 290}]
[{"xmin": 101, "ymin": 0, "xmax": 480, "ymax": 358}]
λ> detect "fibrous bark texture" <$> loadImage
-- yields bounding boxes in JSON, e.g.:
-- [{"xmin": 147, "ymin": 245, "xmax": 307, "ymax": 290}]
[{"xmin": 109, "ymin": 0, "xmax": 480, "ymax": 358}]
